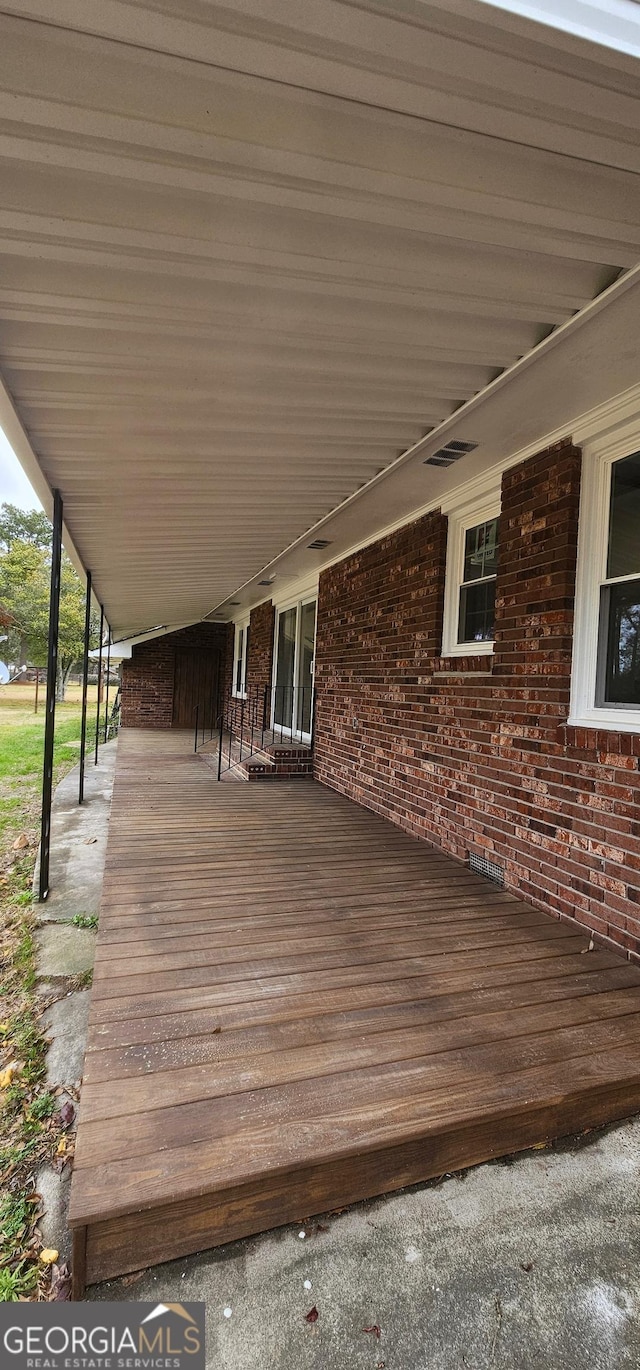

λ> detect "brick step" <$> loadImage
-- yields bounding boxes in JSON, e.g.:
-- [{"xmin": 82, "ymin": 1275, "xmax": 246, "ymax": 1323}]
[
  {"xmin": 241, "ymin": 745, "xmax": 313, "ymax": 781},
  {"xmin": 198, "ymin": 732, "xmax": 313, "ymax": 781}
]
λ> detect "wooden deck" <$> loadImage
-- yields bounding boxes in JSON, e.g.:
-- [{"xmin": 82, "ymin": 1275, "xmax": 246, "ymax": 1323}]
[{"xmin": 70, "ymin": 729, "xmax": 640, "ymax": 1292}]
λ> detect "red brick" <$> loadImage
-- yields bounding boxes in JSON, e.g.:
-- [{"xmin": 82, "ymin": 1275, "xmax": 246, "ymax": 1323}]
[{"xmin": 313, "ymin": 440, "xmax": 640, "ymax": 963}]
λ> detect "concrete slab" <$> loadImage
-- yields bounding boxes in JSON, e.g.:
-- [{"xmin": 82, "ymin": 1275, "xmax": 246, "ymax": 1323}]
[
  {"xmin": 35, "ymin": 923, "xmax": 96, "ymax": 977},
  {"xmin": 34, "ymin": 740, "xmax": 117, "ymax": 921},
  {"xmin": 35, "ymin": 1166, "xmax": 73, "ymax": 1266},
  {"xmin": 41, "ymin": 992, "xmax": 91, "ymax": 1086},
  {"xmin": 33, "ymin": 745, "xmax": 116, "ymax": 1280},
  {"xmin": 91, "ymin": 1118, "xmax": 640, "ymax": 1370}
]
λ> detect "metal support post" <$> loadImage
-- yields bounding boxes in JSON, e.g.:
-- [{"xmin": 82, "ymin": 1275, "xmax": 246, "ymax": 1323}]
[
  {"xmin": 94, "ymin": 604, "xmax": 104, "ymax": 765},
  {"xmin": 39, "ymin": 490, "xmax": 63, "ymax": 901},
  {"xmin": 79, "ymin": 569, "xmax": 92, "ymax": 803}
]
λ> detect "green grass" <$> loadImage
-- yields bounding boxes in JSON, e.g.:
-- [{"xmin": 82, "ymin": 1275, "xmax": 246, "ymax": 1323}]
[
  {"xmin": 0, "ymin": 1190, "xmax": 35, "ymax": 1245},
  {"xmin": 71, "ymin": 913, "xmax": 98, "ymax": 929},
  {"xmin": 0, "ymin": 797, "xmax": 21, "ymax": 839},
  {"xmin": 0, "ymin": 711, "xmax": 86, "ymax": 778},
  {"xmin": 0, "ymin": 1261, "xmax": 39, "ymax": 1301}
]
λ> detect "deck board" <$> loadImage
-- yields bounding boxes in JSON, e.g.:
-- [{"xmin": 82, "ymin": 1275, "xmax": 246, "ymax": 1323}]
[{"xmin": 69, "ymin": 729, "xmax": 640, "ymax": 1290}]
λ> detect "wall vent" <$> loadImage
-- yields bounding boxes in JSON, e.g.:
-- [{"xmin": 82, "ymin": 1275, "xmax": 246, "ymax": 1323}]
[
  {"xmin": 424, "ymin": 439, "xmax": 478, "ymax": 468},
  {"xmin": 469, "ymin": 851, "xmax": 504, "ymax": 886},
  {"xmin": 308, "ymin": 538, "xmax": 332, "ymax": 550}
]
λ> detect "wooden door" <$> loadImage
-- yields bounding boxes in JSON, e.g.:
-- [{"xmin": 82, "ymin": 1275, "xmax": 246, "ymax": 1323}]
[{"xmin": 172, "ymin": 649, "xmax": 220, "ymax": 729}]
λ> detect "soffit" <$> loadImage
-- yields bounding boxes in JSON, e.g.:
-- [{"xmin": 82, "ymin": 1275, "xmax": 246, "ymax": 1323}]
[{"xmin": 0, "ymin": 1, "xmax": 638, "ymax": 631}]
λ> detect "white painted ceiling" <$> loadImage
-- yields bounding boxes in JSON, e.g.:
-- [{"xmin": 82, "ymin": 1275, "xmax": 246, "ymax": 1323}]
[{"xmin": 0, "ymin": 0, "xmax": 639, "ymax": 633}]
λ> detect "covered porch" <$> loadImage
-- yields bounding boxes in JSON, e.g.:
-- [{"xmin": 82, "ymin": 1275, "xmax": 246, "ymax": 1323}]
[{"xmin": 69, "ymin": 729, "xmax": 640, "ymax": 1293}]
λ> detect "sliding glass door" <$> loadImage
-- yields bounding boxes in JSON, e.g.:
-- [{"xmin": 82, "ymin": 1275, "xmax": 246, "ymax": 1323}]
[{"xmin": 273, "ymin": 597, "xmax": 316, "ymax": 739}]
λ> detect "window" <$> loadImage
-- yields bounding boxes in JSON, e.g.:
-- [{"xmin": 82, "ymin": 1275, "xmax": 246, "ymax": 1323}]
[
  {"xmin": 458, "ymin": 518, "xmax": 498, "ymax": 644},
  {"xmin": 596, "ymin": 450, "xmax": 640, "ymax": 707},
  {"xmin": 571, "ymin": 433, "xmax": 640, "ymax": 732},
  {"xmin": 441, "ymin": 488, "xmax": 500, "ymax": 656},
  {"xmin": 232, "ymin": 621, "xmax": 249, "ymax": 697}
]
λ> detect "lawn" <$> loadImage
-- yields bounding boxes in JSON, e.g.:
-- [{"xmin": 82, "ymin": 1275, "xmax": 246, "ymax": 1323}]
[
  {"xmin": 0, "ymin": 680, "xmax": 102, "ymax": 1300},
  {"xmin": 0, "ymin": 683, "xmax": 101, "ymax": 849}
]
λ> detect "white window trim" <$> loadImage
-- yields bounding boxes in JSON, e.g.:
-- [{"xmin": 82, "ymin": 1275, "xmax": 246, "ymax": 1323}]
[
  {"xmin": 570, "ymin": 418, "xmax": 640, "ymax": 733},
  {"xmin": 232, "ymin": 616, "xmax": 250, "ymax": 698},
  {"xmin": 441, "ymin": 486, "xmax": 501, "ymax": 658}
]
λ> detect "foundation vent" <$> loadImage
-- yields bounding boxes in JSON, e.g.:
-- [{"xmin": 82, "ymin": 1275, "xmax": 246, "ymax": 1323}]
[
  {"xmin": 469, "ymin": 852, "xmax": 504, "ymax": 886},
  {"xmin": 424, "ymin": 439, "xmax": 478, "ymax": 468}
]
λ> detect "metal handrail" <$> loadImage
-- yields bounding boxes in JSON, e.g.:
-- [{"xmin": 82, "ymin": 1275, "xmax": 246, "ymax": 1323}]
[{"xmin": 213, "ymin": 683, "xmax": 315, "ymax": 780}]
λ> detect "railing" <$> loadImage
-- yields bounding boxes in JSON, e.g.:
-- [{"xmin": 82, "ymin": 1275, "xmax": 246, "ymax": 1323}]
[
  {"xmin": 192, "ymin": 700, "xmax": 221, "ymax": 755},
  {"xmin": 85, "ymin": 684, "xmax": 121, "ymax": 761},
  {"xmin": 196, "ymin": 683, "xmax": 314, "ymax": 779}
]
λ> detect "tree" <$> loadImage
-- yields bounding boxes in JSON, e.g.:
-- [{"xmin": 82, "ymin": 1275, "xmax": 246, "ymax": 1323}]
[
  {"xmin": 0, "ymin": 507, "xmax": 100, "ymax": 700},
  {"xmin": 0, "ymin": 502, "xmax": 52, "ymax": 552}
]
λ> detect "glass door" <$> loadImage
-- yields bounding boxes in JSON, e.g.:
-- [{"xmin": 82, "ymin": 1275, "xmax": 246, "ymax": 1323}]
[
  {"xmin": 272, "ymin": 598, "xmax": 316, "ymax": 739},
  {"xmin": 298, "ymin": 600, "xmax": 316, "ymax": 736},
  {"xmin": 273, "ymin": 607, "xmax": 297, "ymax": 733}
]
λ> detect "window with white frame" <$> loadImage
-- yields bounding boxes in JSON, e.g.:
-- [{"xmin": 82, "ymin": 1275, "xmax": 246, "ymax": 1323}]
[
  {"xmin": 441, "ymin": 490, "xmax": 500, "ymax": 655},
  {"xmin": 232, "ymin": 620, "xmax": 249, "ymax": 697},
  {"xmin": 571, "ymin": 434, "xmax": 640, "ymax": 731}
]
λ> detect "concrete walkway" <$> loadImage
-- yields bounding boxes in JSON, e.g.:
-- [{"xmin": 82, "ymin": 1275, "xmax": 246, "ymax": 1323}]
[
  {"xmin": 34, "ymin": 740, "xmax": 118, "ymax": 1262},
  {"xmin": 92, "ymin": 1117, "xmax": 640, "ymax": 1370}
]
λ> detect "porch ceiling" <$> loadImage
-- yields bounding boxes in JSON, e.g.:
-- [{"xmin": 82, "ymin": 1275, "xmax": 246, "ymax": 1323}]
[{"xmin": 0, "ymin": 1, "xmax": 639, "ymax": 633}]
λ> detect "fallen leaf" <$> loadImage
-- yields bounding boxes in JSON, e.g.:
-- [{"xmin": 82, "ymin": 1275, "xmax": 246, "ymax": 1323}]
[
  {"xmin": 58, "ymin": 1101, "xmax": 75, "ymax": 1129},
  {"xmin": 0, "ymin": 1061, "xmax": 19, "ymax": 1089},
  {"xmin": 12, "ymin": 833, "xmax": 29, "ymax": 850},
  {"xmin": 304, "ymin": 1307, "xmax": 319, "ymax": 1324},
  {"xmin": 40, "ymin": 1249, "xmax": 59, "ymax": 1266},
  {"xmin": 364, "ymin": 1325, "xmax": 381, "ymax": 1339},
  {"xmin": 48, "ymin": 1263, "xmax": 71, "ymax": 1301},
  {"xmin": 56, "ymin": 1136, "xmax": 67, "ymax": 1156},
  {"xmin": 312, "ymin": 1222, "xmax": 329, "ymax": 1235},
  {"xmin": 83, "ymin": 837, "xmax": 98, "ymax": 845},
  {"xmin": 520, "ymin": 1262, "xmax": 534, "ymax": 1273}
]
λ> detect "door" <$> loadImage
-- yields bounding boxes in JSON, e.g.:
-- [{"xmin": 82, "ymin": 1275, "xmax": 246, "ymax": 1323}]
[
  {"xmin": 172, "ymin": 649, "xmax": 220, "ymax": 729},
  {"xmin": 273, "ymin": 598, "xmax": 316, "ymax": 739}
]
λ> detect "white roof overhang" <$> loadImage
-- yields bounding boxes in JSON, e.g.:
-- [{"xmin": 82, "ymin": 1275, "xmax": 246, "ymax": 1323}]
[{"xmin": 0, "ymin": 0, "xmax": 639, "ymax": 634}]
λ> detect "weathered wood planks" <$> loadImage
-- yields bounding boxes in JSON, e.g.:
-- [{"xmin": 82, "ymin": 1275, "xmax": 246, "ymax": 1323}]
[{"xmin": 69, "ymin": 728, "xmax": 640, "ymax": 1294}]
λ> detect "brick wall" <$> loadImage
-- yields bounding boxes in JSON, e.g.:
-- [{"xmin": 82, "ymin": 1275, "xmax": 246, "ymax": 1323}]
[
  {"xmin": 247, "ymin": 600, "xmax": 275, "ymax": 697},
  {"xmin": 121, "ymin": 621, "xmax": 231, "ymax": 728},
  {"xmin": 314, "ymin": 439, "xmax": 640, "ymax": 963}
]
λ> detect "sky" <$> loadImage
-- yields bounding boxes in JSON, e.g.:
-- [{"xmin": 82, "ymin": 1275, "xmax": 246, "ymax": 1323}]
[
  {"xmin": 484, "ymin": 0, "xmax": 640, "ymax": 56},
  {"xmin": 0, "ymin": 426, "xmax": 42, "ymax": 512}
]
